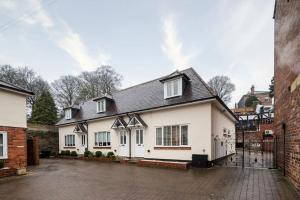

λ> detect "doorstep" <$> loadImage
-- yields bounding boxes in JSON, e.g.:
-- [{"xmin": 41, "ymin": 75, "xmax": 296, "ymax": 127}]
[{"xmin": 138, "ymin": 159, "xmax": 190, "ymax": 170}]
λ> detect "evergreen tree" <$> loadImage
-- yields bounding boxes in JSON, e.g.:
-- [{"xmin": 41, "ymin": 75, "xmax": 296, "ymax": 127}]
[
  {"xmin": 245, "ymin": 96, "xmax": 261, "ymax": 108},
  {"xmin": 30, "ymin": 91, "xmax": 58, "ymax": 125}
]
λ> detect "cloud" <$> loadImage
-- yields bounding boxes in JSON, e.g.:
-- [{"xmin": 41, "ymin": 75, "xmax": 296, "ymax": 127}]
[
  {"xmin": 215, "ymin": 0, "xmax": 274, "ymax": 107},
  {"xmin": 161, "ymin": 15, "xmax": 197, "ymax": 70},
  {"xmin": 0, "ymin": 0, "xmax": 16, "ymax": 9},
  {"xmin": 0, "ymin": 0, "xmax": 110, "ymax": 71}
]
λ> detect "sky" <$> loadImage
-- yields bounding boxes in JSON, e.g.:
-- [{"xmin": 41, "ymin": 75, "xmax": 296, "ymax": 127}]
[{"xmin": 0, "ymin": 0, "xmax": 275, "ymax": 108}]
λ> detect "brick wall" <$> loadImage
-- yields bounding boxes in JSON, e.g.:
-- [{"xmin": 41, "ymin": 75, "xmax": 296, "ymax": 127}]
[
  {"xmin": 27, "ymin": 123, "xmax": 59, "ymax": 155},
  {"xmin": 236, "ymin": 123, "xmax": 274, "ymax": 142},
  {"xmin": 274, "ymin": 0, "xmax": 300, "ymax": 192},
  {"xmin": 0, "ymin": 126, "xmax": 27, "ymax": 170}
]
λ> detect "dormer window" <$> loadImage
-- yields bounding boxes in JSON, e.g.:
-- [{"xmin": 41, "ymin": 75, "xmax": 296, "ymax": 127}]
[
  {"xmin": 164, "ymin": 78, "xmax": 182, "ymax": 99},
  {"xmin": 65, "ymin": 109, "xmax": 72, "ymax": 120},
  {"xmin": 97, "ymin": 99, "xmax": 106, "ymax": 113}
]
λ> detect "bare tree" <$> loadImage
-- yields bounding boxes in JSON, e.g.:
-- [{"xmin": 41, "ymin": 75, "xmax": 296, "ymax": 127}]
[
  {"xmin": 51, "ymin": 75, "xmax": 80, "ymax": 108},
  {"xmin": 78, "ymin": 66, "xmax": 122, "ymax": 101},
  {"xmin": 208, "ymin": 75, "xmax": 235, "ymax": 104},
  {"xmin": 0, "ymin": 65, "xmax": 49, "ymax": 108}
]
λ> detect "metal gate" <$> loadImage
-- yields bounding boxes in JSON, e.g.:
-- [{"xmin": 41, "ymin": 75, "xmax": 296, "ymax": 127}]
[
  {"xmin": 218, "ymin": 138, "xmax": 276, "ymax": 168},
  {"xmin": 216, "ymin": 110, "xmax": 276, "ymax": 169}
]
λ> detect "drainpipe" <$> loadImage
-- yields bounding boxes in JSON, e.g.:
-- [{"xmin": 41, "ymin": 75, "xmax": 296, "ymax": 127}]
[
  {"xmin": 85, "ymin": 121, "xmax": 89, "ymax": 152},
  {"xmin": 282, "ymin": 123, "xmax": 286, "ymax": 176},
  {"xmin": 126, "ymin": 113, "xmax": 132, "ymax": 159}
]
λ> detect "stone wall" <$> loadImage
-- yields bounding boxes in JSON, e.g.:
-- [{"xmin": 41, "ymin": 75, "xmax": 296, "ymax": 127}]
[
  {"xmin": 0, "ymin": 126, "xmax": 27, "ymax": 171},
  {"xmin": 27, "ymin": 123, "xmax": 59, "ymax": 155},
  {"xmin": 274, "ymin": 0, "xmax": 300, "ymax": 192}
]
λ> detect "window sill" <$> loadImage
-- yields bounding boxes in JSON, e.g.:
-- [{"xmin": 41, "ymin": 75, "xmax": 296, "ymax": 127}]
[
  {"xmin": 154, "ymin": 146, "xmax": 191, "ymax": 150},
  {"xmin": 64, "ymin": 146, "xmax": 76, "ymax": 149},
  {"xmin": 93, "ymin": 146, "xmax": 111, "ymax": 149}
]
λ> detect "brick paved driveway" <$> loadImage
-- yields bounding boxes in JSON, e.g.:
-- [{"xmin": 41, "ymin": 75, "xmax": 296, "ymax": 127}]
[{"xmin": 0, "ymin": 159, "xmax": 298, "ymax": 200}]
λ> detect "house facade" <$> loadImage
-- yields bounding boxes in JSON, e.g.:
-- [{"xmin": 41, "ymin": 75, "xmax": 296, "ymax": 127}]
[
  {"xmin": 274, "ymin": 0, "xmax": 300, "ymax": 192},
  {"xmin": 237, "ymin": 85, "xmax": 272, "ymax": 108},
  {"xmin": 57, "ymin": 68, "xmax": 237, "ymax": 163},
  {"xmin": 0, "ymin": 80, "xmax": 34, "ymax": 176}
]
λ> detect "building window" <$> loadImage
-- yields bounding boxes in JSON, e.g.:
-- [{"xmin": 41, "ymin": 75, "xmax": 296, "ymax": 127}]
[
  {"xmin": 96, "ymin": 99, "xmax": 106, "ymax": 113},
  {"xmin": 65, "ymin": 109, "xmax": 72, "ymax": 120},
  {"xmin": 120, "ymin": 131, "xmax": 126, "ymax": 145},
  {"xmin": 156, "ymin": 125, "xmax": 188, "ymax": 146},
  {"xmin": 164, "ymin": 78, "xmax": 182, "ymax": 99},
  {"xmin": 95, "ymin": 132, "xmax": 111, "ymax": 146},
  {"xmin": 0, "ymin": 132, "xmax": 8, "ymax": 159},
  {"xmin": 65, "ymin": 135, "xmax": 75, "ymax": 147}
]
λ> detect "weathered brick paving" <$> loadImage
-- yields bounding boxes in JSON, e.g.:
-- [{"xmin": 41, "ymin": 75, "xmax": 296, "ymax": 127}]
[{"xmin": 0, "ymin": 159, "xmax": 298, "ymax": 200}]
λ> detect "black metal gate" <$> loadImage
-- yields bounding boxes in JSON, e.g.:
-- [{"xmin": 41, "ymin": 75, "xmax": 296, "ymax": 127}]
[
  {"xmin": 218, "ymin": 138, "xmax": 276, "ymax": 168},
  {"xmin": 216, "ymin": 111, "xmax": 277, "ymax": 169}
]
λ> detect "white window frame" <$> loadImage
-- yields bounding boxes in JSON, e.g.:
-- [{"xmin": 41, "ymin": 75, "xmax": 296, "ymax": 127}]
[
  {"xmin": 164, "ymin": 78, "xmax": 182, "ymax": 99},
  {"xmin": 81, "ymin": 134, "xmax": 86, "ymax": 146},
  {"xmin": 95, "ymin": 132, "xmax": 111, "ymax": 146},
  {"xmin": 96, "ymin": 99, "xmax": 106, "ymax": 113},
  {"xmin": 65, "ymin": 109, "xmax": 72, "ymax": 120},
  {"xmin": 65, "ymin": 134, "xmax": 75, "ymax": 147},
  {"xmin": 0, "ymin": 131, "xmax": 8, "ymax": 159},
  {"xmin": 155, "ymin": 124, "xmax": 189, "ymax": 147}
]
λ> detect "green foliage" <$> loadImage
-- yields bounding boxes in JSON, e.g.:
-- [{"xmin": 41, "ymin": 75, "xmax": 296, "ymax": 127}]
[
  {"xmin": 60, "ymin": 150, "xmax": 65, "ymax": 156},
  {"xmin": 106, "ymin": 152, "xmax": 115, "ymax": 158},
  {"xmin": 40, "ymin": 149, "xmax": 51, "ymax": 158},
  {"xmin": 70, "ymin": 151, "xmax": 78, "ymax": 157},
  {"xmin": 65, "ymin": 150, "xmax": 71, "ymax": 156},
  {"xmin": 84, "ymin": 151, "xmax": 93, "ymax": 158},
  {"xmin": 29, "ymin": 91, "xmax": 58, "ymax": 125},
  {"xmin": 0, "ymin": 160, "xmax": 4, "ymax": 168},
  {"xmin": 95, "ymin": 151, "xmax": 102, "ymax": 157},
  {"xmin": 245, "ymin": 96, "xmax": 261, "ymax": 108}
]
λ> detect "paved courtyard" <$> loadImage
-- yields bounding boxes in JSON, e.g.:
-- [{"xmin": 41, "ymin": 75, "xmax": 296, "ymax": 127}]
[{"xmin": 0, "ymin": 159, "xmax": 298, "ymax": 200}]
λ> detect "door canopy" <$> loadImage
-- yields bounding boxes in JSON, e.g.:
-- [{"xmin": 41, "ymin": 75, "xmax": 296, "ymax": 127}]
[
  {"xmin": 127, "ymin": 114, "xmax": 147, "ymax": 128},
  {"xmin": 73, "ymin": 122, "xmax": 88, "ymax": 134},
  {"xmin": 111, "ymin": 117, "xmax": 127, "ymax": 129}
]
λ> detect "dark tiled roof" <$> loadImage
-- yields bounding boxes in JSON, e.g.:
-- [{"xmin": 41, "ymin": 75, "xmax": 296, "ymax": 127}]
[
  {"xmin": 57, "ymin": 68, "xmax": 215, "ymax": 125},
  {"xmin": 0, "ymin": 80, "xmax": 34, "ymax": 95}
]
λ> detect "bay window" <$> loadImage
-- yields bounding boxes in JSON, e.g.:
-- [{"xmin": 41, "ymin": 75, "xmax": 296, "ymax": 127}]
[
  {"xmin": 95, "ymin": 132, "xmax": 111, "ymax": 146},
  {"xmin": 156, "ymin": 125, "xmax": 188, "ymax": 146},
  {"xmin": 65, "ymin": 134, "xmax": 75, "ymax": 147}
]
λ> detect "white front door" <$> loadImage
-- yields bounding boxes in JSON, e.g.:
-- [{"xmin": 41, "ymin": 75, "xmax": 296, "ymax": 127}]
[
  {"xmin": 135, "ymin": 129, "xmax": 144, "ymax": 157},
  {"xmin": 79, "ymin": 134, "xmax": 87, "ymax": 154},
  {"xmin": 119, "ymin": 130, "xmax": 129, "ymax": 157}
]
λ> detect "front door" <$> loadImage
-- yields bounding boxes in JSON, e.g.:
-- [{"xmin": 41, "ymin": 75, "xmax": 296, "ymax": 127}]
[
  {"xmin": 135, "ymin": 129, "xmax": 144, "ymax": 157},
  {"xmin": 80, "ymin": 134, "xmax": 87, "ymax": 154},
  {"xmin": 119, "ymin": 130, "xmax": 129, "ymax": 157}
]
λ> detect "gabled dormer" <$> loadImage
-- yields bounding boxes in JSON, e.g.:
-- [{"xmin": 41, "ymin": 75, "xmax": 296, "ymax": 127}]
[
  {"xmin": 63, "ymin": 105, "xmax": 80, "ymax": 120},
  {"xmin": 160, "ymin": 70, "xmax": 190, "ymax": 99},
  {"xmin": 93, "ymin": 93, "xmax": 113, "ymax": 113}
]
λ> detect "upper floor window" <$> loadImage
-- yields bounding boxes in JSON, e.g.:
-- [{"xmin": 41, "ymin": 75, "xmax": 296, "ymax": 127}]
[
  {"xmin": 97, "ymin": 99, "xmax": 106, "ymax": 113},
  {"xmin": 164, "ymin": 78, "xmax": 182, "ymax": 99},
  {"xmin": 65, "ymin": 109, "xmax": 72, "ymax": 120}
]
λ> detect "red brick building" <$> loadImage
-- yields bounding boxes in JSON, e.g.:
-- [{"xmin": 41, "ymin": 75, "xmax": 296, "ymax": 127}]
[
  {"xmin": 0, "ymin": 80, "xmax": 34, "ymax": 177},
  {"xmin": 274, "ymin": 0, "xmax": 300, "ymax": 192}
]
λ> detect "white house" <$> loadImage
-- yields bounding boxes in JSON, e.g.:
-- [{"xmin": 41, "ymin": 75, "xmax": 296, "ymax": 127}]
[{"xmin": 56, "ymin": 68, "xmax": 237, "ymax": 164}]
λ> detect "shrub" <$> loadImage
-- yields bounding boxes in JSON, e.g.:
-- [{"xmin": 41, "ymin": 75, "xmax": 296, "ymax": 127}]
[
  {"xmin": 60, "ymin": 150, "xmax": 65, "ymax": 156},
  {"xmin": 40, "ymin": 149, "xmax": 51, "ymax": 158},
  {"xmin": 84, "ymin": 151, "xmax": 93, "ymax": 158},
  {"xmin": 95, "ymin": 151, "xmax": 102, "ymax": 157},
  {"xmin": 0, "ymin": 160, "xmax": 4, "ymax": 168},
  {"xmin": 70, "ymin": 151, "xmax": 78, "ymax": 157},
  {"xmin": 65, "ymin": 150, "xmax": 71, "ymax": 156},
  {"xmin": 106, "ymin": 152, "xmax": 114, "ymax": 158}
]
